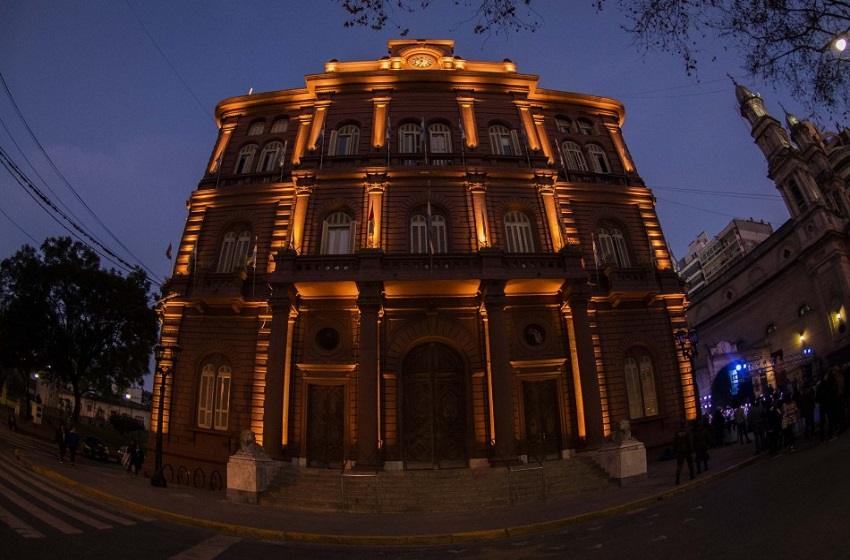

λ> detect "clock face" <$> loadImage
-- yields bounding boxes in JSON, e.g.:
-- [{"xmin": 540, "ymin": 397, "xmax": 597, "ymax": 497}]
[{"xmin": 408, "ymin": 54, "xmax": 435, "ymax": 69}]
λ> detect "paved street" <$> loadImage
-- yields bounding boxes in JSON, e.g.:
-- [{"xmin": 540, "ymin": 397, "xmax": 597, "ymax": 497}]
[{"xmin": 0, "ymin": 428, "xmax": 848, "ymax": 559}]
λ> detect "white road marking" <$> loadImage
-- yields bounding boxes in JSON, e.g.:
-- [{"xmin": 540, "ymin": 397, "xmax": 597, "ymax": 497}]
[
  {"xmin": 690, "ymin": 505, "xmax": 703, "ymax": 511},
  {"xmin": 0, "ymin": 503, "xmax": 44, "ymax": 539},
  {"xmin": 0, "ymin": 478, "xmax": 80, "ymax": 534},
  {"xmin": 652, "ymin": 535, "xmax": 668, "ymax": 542},
  {"xmin": 168, "ymin": 535, "xmax": 242, "ymax": 560},
  {"xmin": 588, "ymin": 543, "xmax": 603, "ymax": 550},
  {"xmin": 0, "ymin": 466, "xmax": 111, "ymax": 530},
  {"xmin": 0, "ymin": 461, "xmax": 136, "ymax": 525}
]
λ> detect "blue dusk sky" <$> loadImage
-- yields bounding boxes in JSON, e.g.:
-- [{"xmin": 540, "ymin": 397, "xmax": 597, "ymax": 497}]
[{"xmin": 1, "ymin": 0, "xmax": 795, "ymax": 282}]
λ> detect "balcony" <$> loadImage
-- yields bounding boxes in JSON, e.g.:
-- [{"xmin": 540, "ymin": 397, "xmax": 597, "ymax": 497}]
[
  {"xmin": 191, "ymin": 269, "xmax": 249, "ymax": 311},
  {"xmin": 601, "ymin": 265, "xmax": 659, "ymax": 305},
  {"xmin": 272, "ymin": 248, "xmax": 585, "ymax": 284}
]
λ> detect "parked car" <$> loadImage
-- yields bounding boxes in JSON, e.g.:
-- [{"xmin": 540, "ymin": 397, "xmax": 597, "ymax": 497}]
[{"xmin": 81, "ymin": 436, "xmax": 111, "ymax": 462}]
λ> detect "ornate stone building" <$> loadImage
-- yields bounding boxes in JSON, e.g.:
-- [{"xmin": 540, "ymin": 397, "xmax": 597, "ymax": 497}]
[
  {"xmin": 688, "ymin": 83, "xmax": 850, "ymax": 407},
  {"xmin": 154, "ymin": 40, "xmax": 695, "ymax": 485}
]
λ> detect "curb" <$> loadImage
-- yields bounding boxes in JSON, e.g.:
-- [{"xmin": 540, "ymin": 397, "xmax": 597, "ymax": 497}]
[{"xmin": 28, "ymin": 453, "xmax": 762, "ymax": 546}]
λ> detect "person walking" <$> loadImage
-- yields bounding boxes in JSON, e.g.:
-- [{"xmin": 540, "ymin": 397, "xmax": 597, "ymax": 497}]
[
  {"xmin": 131, "ymin": 444, "xmax": 145, "ymax": 476},
  {"xmin": 782, "ymin": 396, "xmax": 799, "ymax": 451},
  {"xmin": 673, "ymin": 422, "xmax": 695, "ymax": 485},
  {"xmin": 65, "ymin": 426, "xmax": 79, "ymax": 466},
  {"xmin": 735, "ymin": 404, "xmax": 751, "ymax": 444},
  {"xmin": 692, "ymin": 419, "xmax": 710, "ymax": 474},
  {"xmin": 712, "ymin": 407, "xmax": 726, "ymax": 448},
  {"xmin": 55, "ymin": 422, "xmax": 67, "ymax": 463}
]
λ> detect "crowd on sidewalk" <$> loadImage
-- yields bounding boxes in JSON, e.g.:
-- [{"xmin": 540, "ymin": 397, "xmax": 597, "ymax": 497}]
[{"xmin": 673, "ymin": 365, "xmax": 848, "ymax": 484}]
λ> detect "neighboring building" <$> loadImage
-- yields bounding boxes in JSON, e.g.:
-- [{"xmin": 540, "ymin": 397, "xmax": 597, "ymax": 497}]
[
  {"xmin": 677, "ymin": 219, "xmax": 773, "ymax": 295},
  {"xmin": 687, "ymin": 82, "xmax": 850, "ymax": 408},
  {"xmin": 155, "ymin": 39, "xmax": 695, "ymax": 484},
  {"xmin": 31, "ymin": 377, "xmax": 151, "ymax": 429}
]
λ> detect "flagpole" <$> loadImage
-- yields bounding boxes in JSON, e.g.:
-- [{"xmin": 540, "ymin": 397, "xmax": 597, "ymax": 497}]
[
  {"xmin": 318, "ymin": 117, "xmax": 327, "ymax": 170},
  {"xmin": 386, "ymin": 114, "xmax": 391, "ymax": 168},
  {"xmin": 554, "ymin": 139, "xmax": 568, "ymax": 179}
]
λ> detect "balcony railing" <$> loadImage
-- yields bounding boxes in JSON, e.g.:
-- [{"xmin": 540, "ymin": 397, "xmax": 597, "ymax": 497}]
[{"xmin": 273, "ymin": 249, "xmax": 585, "ymax": 283}]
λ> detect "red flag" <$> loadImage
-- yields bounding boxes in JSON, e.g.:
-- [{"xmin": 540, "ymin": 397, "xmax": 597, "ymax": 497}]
[
  {"xmin": 367, "ymin": 204, "xmax": 375, "ymax": 236},
  {"xmin": 165, "ymin": 243, "xmax": 173, "ymax": 260}
]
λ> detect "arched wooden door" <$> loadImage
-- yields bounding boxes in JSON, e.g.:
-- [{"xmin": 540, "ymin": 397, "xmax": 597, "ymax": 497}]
[{"xmin": 401, "ymin": 342, "xmax": 467, "ymax": 468}]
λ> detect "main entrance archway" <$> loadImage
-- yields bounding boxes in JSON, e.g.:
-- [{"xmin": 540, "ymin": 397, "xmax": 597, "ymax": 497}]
[{"xmin": 401, "ymin": 342, "xmax": 467, "ymax": 468}]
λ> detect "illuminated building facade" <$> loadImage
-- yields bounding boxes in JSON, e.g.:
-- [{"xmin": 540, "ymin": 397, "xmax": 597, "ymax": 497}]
[
  {"xmin": 688, "ymin": 83, "xmax": 850, "ymax": 406},
  {"xmin": 155, "ymin": 40, "xmax": 694, "ymax": 483}
]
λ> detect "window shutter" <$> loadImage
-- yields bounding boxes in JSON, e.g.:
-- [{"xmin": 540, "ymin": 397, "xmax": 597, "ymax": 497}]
[
  {"xmin": 213, "ymin": 366, "xmax": 232, "ymax": 431},
  {"xmin": 197, "ymin": 365, "xmax": 215, "ymax": 429},
  {"xmin": 320, "ymin": 220, "xmax": 329, "ymax": 254},
  {"xmin": 624, "ymin": 358, "xmax": 643, "ymax": 419},
  {"xmin": 349, "ymin": 220, "xmax": 358, "ymax": 253},
  {"xmin": 328, "ymin": 130, "xmax": 338, "ymax": 156},
  {"xmin": 638, "ymin": 356, "xmax": 658, "ymax": 416},
  {"xmin": 510, "ymin": 129, "xmax": 521, "ymax": 156}
]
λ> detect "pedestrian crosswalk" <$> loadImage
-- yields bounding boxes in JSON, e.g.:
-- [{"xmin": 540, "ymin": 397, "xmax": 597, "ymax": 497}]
[{"xmin": 0, "ymin": 451, "xmax": 148, "ymax": 539}]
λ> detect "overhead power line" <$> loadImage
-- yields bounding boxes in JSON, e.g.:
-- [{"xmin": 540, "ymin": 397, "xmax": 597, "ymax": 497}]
[
  {"xmin": 651, "ymin": 184, "xmax": 783, "ymax": 200},
  {"xmin": 122, "ymin": 0, "xmax": 215, "ymax": 125},
  {"xmin": 0, "ymin": 201, "xmax": 38, "ymax": 244},
  {"xmin": 0, "ymin": 70, "xmax": 161, "ymax": 281},
  {"xmin": 0, "ymin": 144, "xmax": 161, "ymax": 284}
]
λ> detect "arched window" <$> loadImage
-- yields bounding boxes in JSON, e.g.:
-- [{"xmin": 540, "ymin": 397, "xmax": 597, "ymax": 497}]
[
  {"xmin": 398, "ymin": 122, "xmax": 423, "ymax": 153},
  {"xmin": 258, "ymin": 141, "xmax": 284, "ymax": 172},
  {"xmin": 410, "ymin": 213, "xmax": 448, "ymax": 254},
  {"xmin": 328, "ymin": 125, "xmax": 359, "ymax": 156},
  {"xmin": 504, "ymin": 211, "xmax": 534, "ymax": 253},
  {"xmin": 321, "ymin": 211, "xmax": 356, "ymax": 254},
  {"xmin": 586, "ymin": 144, "xmax": 611, "ymax": 174},
  {"xmin": 234, "ymin": 145, "xmax": 258, "ymax": 174},
  {"xmin": 270, "ymin": 118, "xmax": 289, "ymax": 133},
  {"xmin": 624, "ymin": 352, "xmax": 658, "ymax": 419},
  {"xmin": 787, "ymin": 179, "xmax": 808, "ymax": 212},
  {"xmin": 197, "ymin": 361, "xmax": 232, "ymax": 430},
  {"xmin": 576, "ymin": 118, "xmax": 594, "ymax": 135},
  {"xmin": 555, "ymin": 116, "xmax": 571, "ymax": 133},
  {"xmin": 489, "ymin": 124, "xmax": 521, "ymax": 156},
  {"xmin": 561, "ymin": 141, "xmax": 588, "ymax": 171},
  {"xmin": 247, "ymin": 121, "xmax": 265, "ymax": 136},
  {"xmin": 217, "ymin": 228, "xmax": 252, "ymax": 272},
  {"xmin": 428, "ymin": 123, "xmax": 452, "ymax": 153},
  {"xmin": 596, "ymin": 227, "xmax": 630, "ymax": 267}
]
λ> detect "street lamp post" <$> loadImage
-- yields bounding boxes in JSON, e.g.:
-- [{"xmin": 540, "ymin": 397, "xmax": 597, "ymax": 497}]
[
  {"xmin": 675, "ymin": 328, "xmax": 700, "ymax": 415},
  {"xmin": 150, "ymin": 343, "xmax": 181, "ymax": 488}
]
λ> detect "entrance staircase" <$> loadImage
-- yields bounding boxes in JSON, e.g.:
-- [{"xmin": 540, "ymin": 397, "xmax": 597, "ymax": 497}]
[{"xmin": 259, "ymin": 456, "xmax": 615, "ymax": 513}]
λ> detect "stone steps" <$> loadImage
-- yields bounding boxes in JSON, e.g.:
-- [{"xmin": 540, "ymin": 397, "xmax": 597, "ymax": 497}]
[{"xmin": 260, "ymin": 457, "xmax": 616, "ymax": 513}]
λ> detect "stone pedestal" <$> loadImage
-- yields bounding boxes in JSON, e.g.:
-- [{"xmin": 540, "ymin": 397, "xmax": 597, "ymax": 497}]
[
  {"xmin": 593, "ymin": 440, "xmax": 647, "ymax": 485},
  {"xmin": 226, "ymin": 431, "xmax": 282, "ymax": 504}
]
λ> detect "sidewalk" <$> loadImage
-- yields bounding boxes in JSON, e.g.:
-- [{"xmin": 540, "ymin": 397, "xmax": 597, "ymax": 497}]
[{"xmin": 6, "ymin": 426, "xmax": 761, "ymax": 545}]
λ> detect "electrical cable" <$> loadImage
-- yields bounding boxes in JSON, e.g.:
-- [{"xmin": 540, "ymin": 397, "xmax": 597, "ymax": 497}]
[
  {"xmin": 122, "ymin": 0, "xmax": 215, "ymax": 124},
  {"xmin": 0, "ymin": 144, "xmax": 161, "ymax": 283},
  {"xmin": 0, "ymin": 70, "xmax": 162, "ymax": 282},
  {"xmin": 0, "ymin": 201, "xmax": 39, "ymax": 245}
]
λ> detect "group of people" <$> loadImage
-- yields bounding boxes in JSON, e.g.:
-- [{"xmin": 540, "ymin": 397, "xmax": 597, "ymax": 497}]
[
  {"xmin": 54, "ymin": 422, "xmax": 79, "ymax": 465},
  {"xmin": 121, "ymin": 440, "xmax": 145, "ymax": 475},
  {"xmin": 673, "ymin": 366, "xmax": 849, "ymax": 484}
]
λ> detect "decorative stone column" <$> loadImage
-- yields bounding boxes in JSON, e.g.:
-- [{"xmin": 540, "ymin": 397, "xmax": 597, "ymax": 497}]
[
  {"xmin": 207, "ymin": 120, "xmax": 237, "ymax": 174},
  {"xmin": 291, "ymin": 114, "xmax": 313, "ymax": 165},
  {"xmin": 514, "ymin": 100, "xmax": 540, "ymax": 152},
  {"xmin": 356, "ymin": 281, "xmax": 382, "ymax": 469},
  {"xmin": 603, "ymin": 122, "xmax": 635, "ymax": 174},
  {"xmin": 467, "ymin": 172, "xmax": 490, "ymax": 249},
  {"xmin": 371, "ymin": 94, "xmax": 392, "ymax": 149},
  {"xmin": 264, "ymin": 285, "xmax": 296, "ymax": 459},
  {"xmin": 562, "ymin": 285, "xmax": 605, "ymax": 445},
  {"xmin": 364, "ymin": 173, "xmax": 387, "ymax": 249},
  {"xmin": 307, "ymin": 100, "xmax": 332, "ymax": 151},
  {"xmin": 535, "ymin": 172, "xmax": 563, "ymax": 252},
  {"xmin": 482, "ymin": 280, "xmax": 517, "ymax": 463},
  {"xmin": 456, "ymin": 93, "xmax": 479, "ymax": 149},
  {"xmin": 289, "ymin": 174, "xmax": 314, "ymax": 254},
  {"xmin": 532, "ymin": 113, "xmax": 555, "ymax": 164}
]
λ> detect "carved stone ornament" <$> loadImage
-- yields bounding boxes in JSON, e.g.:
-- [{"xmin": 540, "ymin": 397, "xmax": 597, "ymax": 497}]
[
  {"xmin": 614, "ymin": 419, "xmax": 634, "ymax": 442},
  {"xmin": 235, "ymin": 429, "xmax": 270, "ymax": 460}
]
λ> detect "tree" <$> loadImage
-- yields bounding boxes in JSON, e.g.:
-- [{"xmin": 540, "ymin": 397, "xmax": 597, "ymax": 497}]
[
  {"xmin": 609, "ymin": 0, "xmax": 850, "ymax": 116},
  {"xmin": 0, "ymin": 238, "xmax": 158, "ymax": 422},
  {"xmin": 335, "ymin": 0, "xmax": 539, "ymax": 36},
  {"xmin": 333, "ymin": 1, "xmax": 850, "ymax": 115}
]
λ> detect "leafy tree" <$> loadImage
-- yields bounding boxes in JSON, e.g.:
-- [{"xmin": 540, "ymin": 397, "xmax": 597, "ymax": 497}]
[
  {"xmin": 335, "ymin": 0, "xmax": 539, "ymax": 36},
  {"xmin": 0, "ymin": 245, "xmax": 51, "ymax": 418},
  {"xmin": 608, "ymin": 0, "xmax": 850, "ymax": 116},
  {"xmin": 109, "ymin": 412, "xmax": 145, "ymax": 435},
  {"xmin": 0, "ymin": 238, "xmax": 158, "ymax": 421},
  {"xmin": 333, "ymin": 1, "xmax": 850, "ymax": 115}
]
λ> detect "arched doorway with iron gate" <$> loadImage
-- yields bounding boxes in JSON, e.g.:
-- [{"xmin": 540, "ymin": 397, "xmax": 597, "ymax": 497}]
[{"xmin": 400, "ymin": 342, "xmax": 468, "ymax": 469}]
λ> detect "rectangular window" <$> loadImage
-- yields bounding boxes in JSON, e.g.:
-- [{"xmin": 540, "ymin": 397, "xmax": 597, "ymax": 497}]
[
  {"xmin": 197, "ymin": 367, "xmax": 215, "ymax": 429},
  {"xmin": 213, "ymin": 370, "xmax": 231, "ymax": 431}
]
